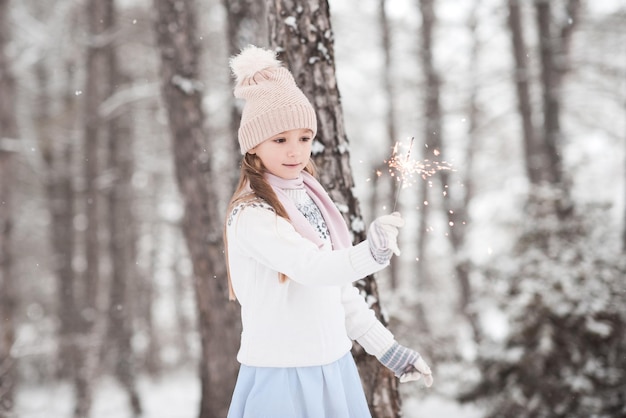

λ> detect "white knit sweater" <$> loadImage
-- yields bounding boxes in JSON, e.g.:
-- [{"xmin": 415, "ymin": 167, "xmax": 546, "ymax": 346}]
[{"xmin": 226, "ymin": 195, "xmax": 395, "ymax": 368}]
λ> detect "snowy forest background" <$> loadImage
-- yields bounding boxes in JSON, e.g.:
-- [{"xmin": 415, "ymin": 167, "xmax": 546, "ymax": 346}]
[{"xmin": 1, "ymin": 0, "xmax": 625, "ymax": 417}]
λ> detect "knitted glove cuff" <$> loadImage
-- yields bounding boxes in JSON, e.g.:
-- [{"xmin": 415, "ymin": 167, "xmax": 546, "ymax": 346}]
[
  {"xmin": 379, "ymin": 342, "xmax": 420, "ymax": 377},
  {"xmin": 370, "ymin": 246, "xmax": 393, "ymax": 264},
  {"xmin": 355, "ymin": 321, "xmax": 395, "ymax": 358},
  {"xmin": 367, "ymin": 222, "xmax": 393, "ymax": 264},
  {"xmin": 367, "ymin": 214, "xmax": 403, "ymax": 263}
]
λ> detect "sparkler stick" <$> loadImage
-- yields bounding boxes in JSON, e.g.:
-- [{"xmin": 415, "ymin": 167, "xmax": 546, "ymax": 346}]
[
  {"xmin": 383, "ymin": 136, "xmax": 454, "ymax": 211},
  {"xmin": 392, "ymin": 137, "xmax": 414, "ymax": 211}
]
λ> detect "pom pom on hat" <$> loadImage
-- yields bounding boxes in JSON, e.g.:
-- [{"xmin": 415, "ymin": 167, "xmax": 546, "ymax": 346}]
[
  {"xmin": 230, "ymin": 45, "xmax": 317, "ymax": 154},
  {"xmin": 230, "ymin": 45, "xmax": 281, "ymax": 85}
]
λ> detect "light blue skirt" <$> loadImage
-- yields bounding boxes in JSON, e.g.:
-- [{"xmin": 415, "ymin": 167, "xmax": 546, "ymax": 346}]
[{"xmin": 227, "ymin": 352, "xmax": 371, "ymax": 418}]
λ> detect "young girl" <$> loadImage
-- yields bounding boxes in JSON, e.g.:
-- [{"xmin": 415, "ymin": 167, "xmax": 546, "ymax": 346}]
[{"xmin": 224, "ymin": 45, "xmax": 433, "ymax": 417}]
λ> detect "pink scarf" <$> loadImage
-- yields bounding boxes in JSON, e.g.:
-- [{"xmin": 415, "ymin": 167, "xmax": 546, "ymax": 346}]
[{"xmin": 265, "ymin": 171, "xmax": 352, "ymax": 250}]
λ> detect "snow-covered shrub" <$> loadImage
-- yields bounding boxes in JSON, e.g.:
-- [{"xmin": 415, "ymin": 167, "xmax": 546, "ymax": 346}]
[{"xmin": 460, "ymin": 192, "xmax": 626, "ymax": 418}]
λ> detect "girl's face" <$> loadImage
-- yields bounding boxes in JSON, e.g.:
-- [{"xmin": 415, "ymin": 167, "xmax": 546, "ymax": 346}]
[{"xmin": 248, "ymin": 128, "xmax": 314, "ymax": 179}]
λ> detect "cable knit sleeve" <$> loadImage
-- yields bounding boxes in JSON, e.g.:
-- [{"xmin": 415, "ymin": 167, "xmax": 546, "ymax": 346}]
[
  {"xmin": 227, "ymin": 203, "xmax": 387, "ymax": 287},
  {"xmin": 342, "ymin": 285, "xmax": 396, "ymax": 358}
]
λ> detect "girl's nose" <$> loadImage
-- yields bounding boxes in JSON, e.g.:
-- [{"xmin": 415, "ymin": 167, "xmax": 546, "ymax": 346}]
[{"xmin": 287, "ymin": 144, "xmax": 300, "ymax": 157}]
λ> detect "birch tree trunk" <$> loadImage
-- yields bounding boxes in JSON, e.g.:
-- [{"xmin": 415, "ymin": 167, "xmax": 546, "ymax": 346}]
[
  {"xmin": 268, "ymin": 1, "xmax": 401, "ymax": 416},
  {"xmin": 153, "ymin": 0, "xmax": 241, "ymax": 416},
  {"xmin": 0, "ymin": 0, "xmax": 18, "ymax": 413}
]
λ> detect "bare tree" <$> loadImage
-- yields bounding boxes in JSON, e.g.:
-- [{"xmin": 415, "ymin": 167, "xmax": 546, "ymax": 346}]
[
  {"xmin": 222, "ymin": 0, "xmax": 268, "ymax": 187},
  {"xmin": 535, "ymin": 0, "xmax": 580, "ymax": 193},
  {"xmin": 0, "ymin": 0, "xmax": 19, "ymax": 414},
  {"xmin": 153, "ymin": 0, "xmax": 241, "ymax": 416},
  {"xmin": 414, "ymin": 0, "xmax": 442, "ymax": 335},
  {"xmin": 268, "ymin": 0, "xmax": 402, "ymax": 416},
  {"xmin": 418, "ymin": 0, "xmax": 481, "ymax": 341},
  {"xmin": 453, "ymin": 0, "xmax": 482, "ymax": 343},
  {"xmin": 508, "ymin": 0, "xmax": 581, "ymax": 203},
  {"xmin": 82, "ymin": 0, "xmax": 108, "ymax": 314},
  {"xmin": 28, "ymin": 0, "xmax": 82, "ymax": 383},
  {"xmin": 72, "ymin": 0, "xmax": 112, "ymax": 415},
  {"xmin": 508, "ymin": 0, "xmax": 547, "ymax": 185},
  {"xmin": 377, "ymin": 0, "xmax": 400, "ymax": 288},
  {"xmin": 223, "ymin": 0, "xmax": 267, "ymax": 54},
  {"xmin": 140, "ymin": 171, "xmax": 165, "ymax": 377},
  {"xmin": 102, "ymin": 0, "xmax": 141, "ymax": 413},
  {"xmin": 35, "ymin": 58, "xmax": 79, "ymax": 380}
]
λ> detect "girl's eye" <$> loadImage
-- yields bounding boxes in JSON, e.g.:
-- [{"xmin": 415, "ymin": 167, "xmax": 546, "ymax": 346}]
[
  {"xmin": 300, "ymin": 137, "xmax": 311, "ymax": 142},
  {"xmin": 273, "ymin": 138, "xmax": 286, "ymax": 143}
]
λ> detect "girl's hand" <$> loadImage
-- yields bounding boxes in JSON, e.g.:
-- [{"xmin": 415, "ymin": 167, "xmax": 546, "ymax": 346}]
[
  {"xmin": 379, "ymin": 342, "xmax": 433, "ymax": 387},
  {"xmin": 367, "ymin": 212, "xmax": 404, "ymax": 263}
]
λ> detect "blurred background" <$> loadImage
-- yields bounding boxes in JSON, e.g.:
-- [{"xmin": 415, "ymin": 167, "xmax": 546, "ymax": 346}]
[{"xmin": 1, "ymin": 0, "xmax": 625, "ymax": 417}]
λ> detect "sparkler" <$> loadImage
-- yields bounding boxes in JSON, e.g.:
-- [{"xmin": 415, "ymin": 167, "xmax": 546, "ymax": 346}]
[
  {"xmin": 391, "ymin": 137, "xmax": 415, "ymax": 210},
  {"xmin": 382, "ymin": 136, "xmax": 454, "ymax": 211}
]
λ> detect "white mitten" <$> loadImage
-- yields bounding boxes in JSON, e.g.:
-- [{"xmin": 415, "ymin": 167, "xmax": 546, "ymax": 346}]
[
  {"xmin": 367, "ymin": 212, "xmax": 404, "ymax": 263},
  {"xmin": 379, "ymin": 342, "xmax": 434, "ymax": 387}
]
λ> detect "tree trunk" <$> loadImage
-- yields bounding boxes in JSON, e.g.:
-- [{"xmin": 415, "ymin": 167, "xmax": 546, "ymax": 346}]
[
  {"xmin": 378, "ymin": 0, "xmax": 400, "ymax": 288},
  {"xmin": 83, "ymin": 0, "xmax": 108, "ymax": 313},
  {"xmin": 0, "ymin": 0, "xmax": 19, "ymax": 414},
  {"xmin": 507, "ymin": 0, "xmax": 546, "ymax": 185},
  {"xmin": 172, "ymin": 241, "xmax": 193, "ymax": 364},
  {"xmin": 267, "ymin": 1, "xmax": 401, "ymax": 416},
  {"xmin": 534, "ymin": 0, "xmax": 580, "ymax": 209},
  {"xmin": 535, "ymin": 0, "xmax": 563, "ymax": 187},
  {"xmin": 223, "ymin": 0, "xmax": 267, "ymax": 54},
  {"xmin": 35, "ymin": 56, "xmax": 79, "ymax": 380},
  {"xmin": 30, "ymin": 0, "xmax": 83, "ymax": 382},
  {"xmin": 153, "ymin": 1, "xmax": 241, "ymax": 416},
  {"xmin": 222, "ymin": 0, "xmax": 268, "ymax": 187},
  {"xmin": 455, "ymin": 1, "xmax": 482, "ymax": 344},
  {"xmin": 414, "ymin": 0, "xmax": 442, "ymax": 335},
  {"xmin": 105, "ymin": 105, "xmax": 142, "ymax": 416},
  {"xmin": 508, "ymin": 0, "xmax": 580, "ymax": 203},
  {"xmin": 104, "ymin": 0, "xmax": 142, "ymax": 409},
  {"xmin": 141, "ymin": 171, "xmax": 165, "ymax": 377},
  {"xmin": 74, "ymin": 0, "xmax": 111, "ymax": 415}
]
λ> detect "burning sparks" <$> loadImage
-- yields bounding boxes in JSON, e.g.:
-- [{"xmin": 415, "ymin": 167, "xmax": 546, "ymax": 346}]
[
  {"xmin": 381, "ymin": 137, "xmax": 455, "ymax": 209},
  {"xmin": 386, "ymin": 138, "xmax": 454, "ymax": 187}
]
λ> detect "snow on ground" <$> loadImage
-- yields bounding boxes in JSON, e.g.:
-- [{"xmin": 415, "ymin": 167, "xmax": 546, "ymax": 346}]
[
  {"xmin": 404, "ymin": 395, "xmax": 483, "ymax": 418},
  {"xmin": 16, "ymin": 370, "xmax": 199, "ymax": 418},
  {"xmin": 17, "ymin": 370, "xmax": 483, "ymax": 418}
]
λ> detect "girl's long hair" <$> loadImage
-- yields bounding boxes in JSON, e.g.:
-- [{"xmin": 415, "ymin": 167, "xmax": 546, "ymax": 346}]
[{"xmin": 224, "ymin": 153, "xmax": 317, "ymax": 300}]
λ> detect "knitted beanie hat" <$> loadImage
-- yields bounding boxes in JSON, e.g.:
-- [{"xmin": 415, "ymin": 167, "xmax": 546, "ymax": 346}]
[{"xmin": 230, "ymin": 45, "xmax": 318, "ymax": 154}]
